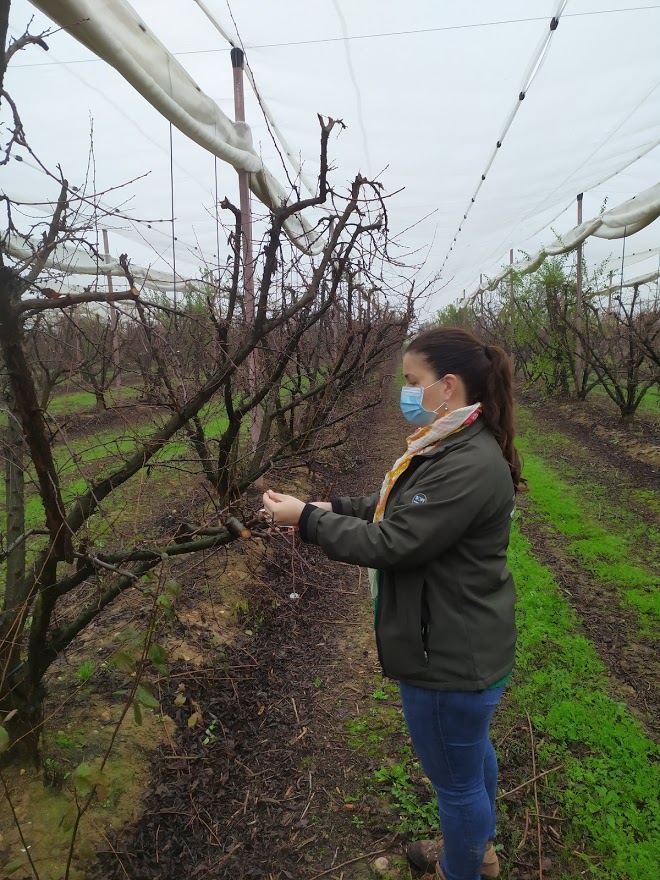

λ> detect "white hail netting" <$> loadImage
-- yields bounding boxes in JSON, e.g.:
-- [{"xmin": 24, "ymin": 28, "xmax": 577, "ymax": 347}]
[
  {"xmin": 472, "ymin": 181, "xmax": 660, "ymax": 297},
  {"xmin": 3, "ymin": 0, "xmax": 660, "ymax": 306}
]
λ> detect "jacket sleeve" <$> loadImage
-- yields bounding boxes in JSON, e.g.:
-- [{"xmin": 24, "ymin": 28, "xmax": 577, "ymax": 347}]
[
  {"xmin": 329, "ymin": 492, "xmax": 380, "ymax": 522},
  {"xmin": 300, "ymin": 448, "xmax": 494, "ymax": 570}
]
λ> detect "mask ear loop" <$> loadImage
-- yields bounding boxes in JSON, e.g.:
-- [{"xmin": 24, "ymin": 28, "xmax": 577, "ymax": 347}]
[{"xmin": 424, "ymin": 377, "xmax": 449, "ymax": 415}]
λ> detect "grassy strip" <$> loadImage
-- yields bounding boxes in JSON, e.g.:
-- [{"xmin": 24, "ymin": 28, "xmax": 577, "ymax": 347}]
[
  {"xmin": 517, "ymin": 405, "xmax": 660, "ymax": 531},
  {"xmin": 0, "ymin": 409, "xmax": 235, "ymax": 600},
  {"xmin": 506, "ymin": 523, "xmax": 660, "ymax": 879},
  {"xmin": 1, "ymin": 407, "xmax": 232, "ymax": 531},
  {"xmin": 591, "ymin": 383, "xmax": 659, "ymax": 418},
  {"xmin": 345, "ymin": 525, "xmax": 660, "ymax": 878},
  {"xmin": 515, "ymin": 429, "xmax": 659, "ymax": 635},
  {"xmin": 47, "ymin": 385, "xmax": 141, "ymax": 415},
  {"xmin": 0, "ymin": 387, "xmax": 142, "ymax": 428}
]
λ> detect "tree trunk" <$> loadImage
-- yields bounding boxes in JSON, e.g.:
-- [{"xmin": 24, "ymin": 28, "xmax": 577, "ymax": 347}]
[
  {"xmin": 0, "ymin": 2, "xmax": 11, "ymax": 98},
  {"xmin": 39, "ymin": 379, "xmax": 53, "ymax": 412},
  {"xmin": 3, "ymin": 394, "xmax": 25, "ymax": 613},
  {"xmin": 0, "ymin": 672, "xmax": 45, "ymax": 767}
]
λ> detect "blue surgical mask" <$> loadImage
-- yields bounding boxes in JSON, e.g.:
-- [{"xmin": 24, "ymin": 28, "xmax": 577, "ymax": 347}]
[{"xmin": 400, "ymin": 379, "xmax": 445, "ymax": 427}]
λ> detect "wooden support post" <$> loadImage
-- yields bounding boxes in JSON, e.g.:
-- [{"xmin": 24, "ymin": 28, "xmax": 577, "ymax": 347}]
[{"xmin": 231, "ymin": 47, "xmax": 263, "ymax": 489}]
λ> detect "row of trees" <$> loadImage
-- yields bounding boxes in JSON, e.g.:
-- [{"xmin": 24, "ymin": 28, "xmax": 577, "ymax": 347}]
[
  {"xmin": 439, "ymin": 255, "xmax": 659, "ymax": 421},
  {"xmin": 0, "ymin": 13, "xmax": 419, "ymax": 765}
]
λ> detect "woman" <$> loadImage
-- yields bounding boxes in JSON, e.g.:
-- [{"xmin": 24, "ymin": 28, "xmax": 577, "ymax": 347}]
[{"xmin": 263, "ymin": 327, "xmax": 520, "ymax": 880}]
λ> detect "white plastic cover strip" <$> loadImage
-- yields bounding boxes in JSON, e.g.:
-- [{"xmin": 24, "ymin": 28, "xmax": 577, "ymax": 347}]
[
  {"xmin": 600, "ymin": 268, "xmax": 660, "ymax": 293},
  {"xmin": 6, "ymin": 232, "xmax": 199, "ymax": 292},
  {"xmin": 29, "ymin": 0, "xmax": 324, "ymax": 254},
  {"xmin": 472, "ymin": 181, "xmax": 660, "ymax": 296}
]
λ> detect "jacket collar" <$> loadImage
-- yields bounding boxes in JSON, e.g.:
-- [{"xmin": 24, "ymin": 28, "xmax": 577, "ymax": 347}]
[{"xmin": 416, "ymin": 417, "xmax": 485, "ymax": 458}]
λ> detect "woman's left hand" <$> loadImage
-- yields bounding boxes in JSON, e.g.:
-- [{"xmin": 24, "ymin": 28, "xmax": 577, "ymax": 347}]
[{"xmin": 262, "ymin": 489, "xmax": 305, "ymax": 527}]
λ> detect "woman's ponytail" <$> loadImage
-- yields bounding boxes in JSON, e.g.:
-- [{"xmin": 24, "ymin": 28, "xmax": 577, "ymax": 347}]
[{"xmin": 481, "ymin": 344, "xmax": 522, "ymax": 490}]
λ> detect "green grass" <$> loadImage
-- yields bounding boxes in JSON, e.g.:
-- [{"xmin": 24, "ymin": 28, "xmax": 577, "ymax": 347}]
[
  {"xmin": 506, "ymin": 523, "xmax": 660, "ymax": 879},
  {"xmin": 514, "ymin": 428, "xmax": 660, "ymax": 635},
  {"xmin": 47, "ymin": 385, "xmax": 141, "ymax": 415},
  {"xmin": 0, "ymin": 406, "xmax": 234, "ymax": 583},
  {"xmin": 591, "ymin": 383, "xmax": 659, "ymax": 418},
  {"xmin": 517, "ymin": 404, "xmax": 660, "ymax": 531},
  {"xmin": 633, "ymin": 488, "xmax": 660, "ymax": 518},
  {"xmin": 5, "ymin": 405, "xmax": 231, "ymax": 515},
  {"xmin": 0, "ymin": 386, "xmax": 142, "ymax": 429}
]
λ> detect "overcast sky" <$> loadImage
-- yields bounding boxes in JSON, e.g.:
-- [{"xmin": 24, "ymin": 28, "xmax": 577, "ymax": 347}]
[{"xmin": 4, "ymin": 0, "xmax": 660, "ymax": 311}]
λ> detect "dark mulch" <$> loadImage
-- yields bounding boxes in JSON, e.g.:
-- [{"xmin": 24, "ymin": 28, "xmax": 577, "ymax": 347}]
[{"xmin": 93, "ymin": 384, "xmax": 406, "ymax": 880}]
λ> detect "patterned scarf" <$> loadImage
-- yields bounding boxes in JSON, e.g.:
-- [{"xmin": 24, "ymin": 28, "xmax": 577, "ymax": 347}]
[{"xmin": 368, "ymin": 403, "xmax": 482, "ymax": 598}]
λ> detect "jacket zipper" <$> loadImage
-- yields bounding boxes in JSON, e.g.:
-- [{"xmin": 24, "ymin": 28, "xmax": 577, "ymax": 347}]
[{"xmin": 421, "ymin": 581, "xmax": 430, "ymax": 664}]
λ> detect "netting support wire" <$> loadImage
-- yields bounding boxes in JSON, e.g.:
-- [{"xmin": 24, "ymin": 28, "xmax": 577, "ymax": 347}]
[
  {"xmin": 193, "ymin": 0, "xmax": 316, "ymax": 197},
  {"xmin": 169, "ymin": 122, "xmax": 178, "ymax": 329},
  {"xmin": 231, "ymin": 47, "xmax": 263, "ymax": 488},
  {"xmin": 439, "ymin": 0, "xmax": 569, "ymax": 276}
]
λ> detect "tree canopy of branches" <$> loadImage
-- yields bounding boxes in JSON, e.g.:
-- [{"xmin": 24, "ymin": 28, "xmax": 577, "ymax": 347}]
[
  {"xmin": 436, "ymin": 254, "xmax": 659, "ymax": 421},
  {"xmin": 0, "ymin": 13, "xmax": 418, "ymax": 763}
]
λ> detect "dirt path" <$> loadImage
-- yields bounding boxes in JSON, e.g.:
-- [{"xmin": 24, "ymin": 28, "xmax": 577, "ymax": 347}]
[{"xmin": 94, "ymin": 377, "xmax": 409, "ymax": 880}]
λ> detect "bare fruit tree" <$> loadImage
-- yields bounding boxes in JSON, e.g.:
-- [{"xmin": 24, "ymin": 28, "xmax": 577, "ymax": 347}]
[{"xmin": 1, "ymin": 17, "xmax": 415, "ymax": 765}]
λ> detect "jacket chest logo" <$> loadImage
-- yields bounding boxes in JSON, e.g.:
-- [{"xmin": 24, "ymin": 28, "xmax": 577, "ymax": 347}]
[{"xmin": 412, "ymin": 493, "xmax": 427, "ymax": 505}]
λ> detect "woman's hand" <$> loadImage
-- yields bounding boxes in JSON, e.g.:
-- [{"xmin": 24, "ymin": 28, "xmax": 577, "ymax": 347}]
[{"xmin": 262, "ymin": 489, "xmax": 306, "ymax": 527}]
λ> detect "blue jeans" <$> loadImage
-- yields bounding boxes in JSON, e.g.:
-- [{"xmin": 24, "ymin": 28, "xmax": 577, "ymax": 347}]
[{"xmin": 399, "ymin": 682, "xmax": 506, "ymax": 880}]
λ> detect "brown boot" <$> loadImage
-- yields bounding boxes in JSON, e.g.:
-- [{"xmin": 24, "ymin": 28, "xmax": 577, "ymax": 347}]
[{"xmin": 406, "ymin": 839, "xmax": 500, "ymax": 878}]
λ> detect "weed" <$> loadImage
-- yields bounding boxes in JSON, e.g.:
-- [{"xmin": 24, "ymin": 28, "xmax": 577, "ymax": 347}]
[
  {"xmin": 76, "ymin": 660, "xmax": 95, "ymax": 683},
  {"xmin": 202, "ymin": 719, "xmax": 218, "ymax": 745},
  {"xmin": 373, "ymin": 758, "xmax": 437, "ymax": 836},
  {"xmin": 342, "ymin": 683, "xmax": 439, "ymax": 838}
]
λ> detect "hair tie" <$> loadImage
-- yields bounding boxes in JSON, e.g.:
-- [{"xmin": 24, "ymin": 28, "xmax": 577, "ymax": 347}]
[{"xmin": 484, "ymin": 345, "xmax": 493, "ymax": 361}]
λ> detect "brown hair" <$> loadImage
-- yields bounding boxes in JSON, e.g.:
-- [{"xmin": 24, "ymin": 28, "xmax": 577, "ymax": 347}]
[{"xmin": 407, "ymin": 327, "xmax": 522, "ymax": 489}]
